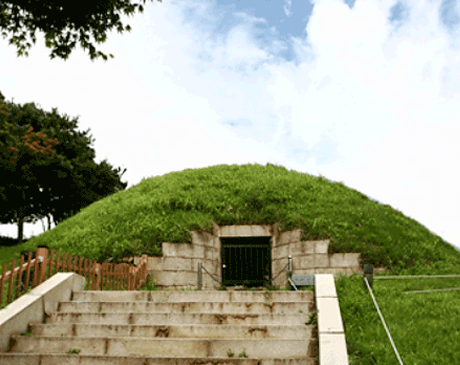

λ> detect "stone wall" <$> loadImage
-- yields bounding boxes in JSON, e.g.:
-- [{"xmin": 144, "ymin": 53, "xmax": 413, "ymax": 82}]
[
  {"xmin": 132, "ymin": 224, "xmax": 367, "ymax": 290},
  {"xmin": 139, "ymin": 225, "xmax": 220, "ymax": 290},
  {"xmin": 272, "ymin": 228, "xmax": 362, "ymax": 287}
]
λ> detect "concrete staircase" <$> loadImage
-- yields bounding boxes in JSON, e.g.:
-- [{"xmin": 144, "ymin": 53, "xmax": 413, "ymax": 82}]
[
  {"xmin": 2, "ymin": 290, "xmax": 318, "ymax": 364},
  {"xmin": 0, "ymin": 291, "xmax": 318, "ymax": 365}
]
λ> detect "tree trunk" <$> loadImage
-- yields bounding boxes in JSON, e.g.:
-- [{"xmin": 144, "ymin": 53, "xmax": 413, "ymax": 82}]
[
  {"xmin": 17, "ymin": 208, "xmax": 24, "ymax": 244},
  {"xmin": 47, "ymin": 214, "xmax": 51, "ymax": 230}
]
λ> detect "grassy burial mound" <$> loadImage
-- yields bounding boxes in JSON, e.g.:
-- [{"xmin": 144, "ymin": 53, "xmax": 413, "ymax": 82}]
[{"xmin": 20, "ymin": 163, "xmax": 460, "ymax": 275}]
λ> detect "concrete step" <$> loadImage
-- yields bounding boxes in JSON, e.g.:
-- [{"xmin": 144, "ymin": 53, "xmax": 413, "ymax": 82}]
[
  {"xmin": 71, "ymin": 290, "xmax": 314, "ymax": 303},
  {"xmin": 9, "ymin": 337, "xmax": 311, "ymax": 358},
  {"xmin": 0, "ymin": 354, "xmax": 318, "ymax": 365},
  {"xmin": 57, "ymin": 301, "xmax": 313, "ymax": 314},
  {"xmin": 29, "ymin": 323, "xmax": 313, "ymax": 340},
  {"xmin": 45, "ymin": 312, "xmax": 309, "ymax": 325}
]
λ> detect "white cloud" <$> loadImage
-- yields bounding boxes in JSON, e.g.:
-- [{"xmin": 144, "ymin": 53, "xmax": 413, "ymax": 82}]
[
  {"xmin": 1, "ymin": 0, "xmax": 459, "ymax": 251},
  {"xmin": 284, "ymin": 0, "xmax": 293, "ymax": 17}
]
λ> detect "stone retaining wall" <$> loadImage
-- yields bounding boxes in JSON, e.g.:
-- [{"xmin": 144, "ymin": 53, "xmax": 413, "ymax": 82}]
[{"xmin": 132, "ymin": 224, "xmax": 368, "ymax": 290}]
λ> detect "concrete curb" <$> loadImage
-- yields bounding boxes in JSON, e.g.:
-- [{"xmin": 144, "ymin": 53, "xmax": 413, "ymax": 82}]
[
  {"xmin": 0, "ymin": 272, "xmax": 85, "ymax": 353},
  {"xmin": 315, "ymin": 274, "xmax": 349, "ymax": 365}
]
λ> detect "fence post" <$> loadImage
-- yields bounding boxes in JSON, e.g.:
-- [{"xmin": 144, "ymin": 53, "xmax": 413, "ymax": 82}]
[
  {"xmin": 364, "ymin": 263, "xmax": 374, "ymax": 289},
  {"xmin": 197, "ymin": 262, "xmax": 202, "ymax": 290},
  {"xmin": 288, "ymin": 255, "xmax": 293, "ymax": 278},
  {"xmin": 35, "ymin": 246, "xmax": 49, "ymax": 286},
  {"xmin": 92, "ymin": 262, "xmax": 102, "ymax": 290},
  {"xmin": 16, "ymin": 255, "xmax": 25, "ymax": 299},
  {"xmin": 141, "ymin": 254, "xmax": 148, "ymax": 287}
]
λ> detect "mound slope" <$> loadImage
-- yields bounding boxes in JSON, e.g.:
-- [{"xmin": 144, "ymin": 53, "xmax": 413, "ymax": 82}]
[{"xmin": 23, "ymin": 163, "xmax": 460, "ymax": 275}]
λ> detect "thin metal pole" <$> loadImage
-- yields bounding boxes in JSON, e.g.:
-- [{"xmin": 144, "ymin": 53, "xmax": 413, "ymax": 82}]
[
  {"xmin": 364, "ymin": 277, "xmax": 404, "ymax": 365},
  {"xmin": 404, "ymin": 287, "xmax": 460, "ymax": 294},
  {"xmin": 375, "ymin": 275, "xmax": 460, "ymax": 279},
  {"xmin": 197, "ymin": 262, "xmax": 202, "ymax": 290}
]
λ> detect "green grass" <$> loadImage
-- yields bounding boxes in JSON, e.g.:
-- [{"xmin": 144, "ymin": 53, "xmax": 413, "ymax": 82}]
[
  {"xmin": 66, "ymin": 348, "xmax": 80, "ymax": 354},
  {"xmin": 336, "ymin": 273, "xmax": 460, "ymax": 364},
  {"xmin": 5, "ymin": 163, "xmax": 457, "ymax": 273},
  {"xmin": 2, "ymin": 163, "xmax": 460, "ymax": 362}
]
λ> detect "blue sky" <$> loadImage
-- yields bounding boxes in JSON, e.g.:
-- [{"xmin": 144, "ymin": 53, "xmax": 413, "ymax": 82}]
[{"xmin": 1, "ymin": 0, "xmax": 459, "ymax": 251}]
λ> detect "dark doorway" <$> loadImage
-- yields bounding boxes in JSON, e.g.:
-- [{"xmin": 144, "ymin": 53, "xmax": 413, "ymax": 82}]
[{"xmin": 221, "ymin": 237, "xmax": 271, "ymax": 287}]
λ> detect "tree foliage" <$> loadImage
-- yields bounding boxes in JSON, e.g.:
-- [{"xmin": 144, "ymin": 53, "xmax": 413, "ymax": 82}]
[
  {"xmin": 0, "ymin": 94, "xmax": 128, "ymax": 242},
  {"xmin": 0, "ymin": 0, "xmax": 162, "ymax": 60}
]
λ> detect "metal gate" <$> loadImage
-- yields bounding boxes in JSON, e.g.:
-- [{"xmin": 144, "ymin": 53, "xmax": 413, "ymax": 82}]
[{"xmin": 221, "ymin": 237, "xmax": 271, "ymax": 287}]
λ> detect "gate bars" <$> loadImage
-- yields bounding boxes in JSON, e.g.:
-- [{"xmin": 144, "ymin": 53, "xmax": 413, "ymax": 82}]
[{"xmin": 197, "ymin": 256, "xmax": 293, "ymax": 290}]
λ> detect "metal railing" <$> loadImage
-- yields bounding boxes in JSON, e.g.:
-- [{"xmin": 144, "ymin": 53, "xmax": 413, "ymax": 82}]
[
  {"xmin": 364, "ymin": 264, "xmax": 460, "ymax": 294},
  {"xmin": 364, "ymin": 275, "xmax": 405, "ymax": 365},
  {"xmin": 197, "ymin": 262, "xmax": 223, "ymax": 290},
  {"xmin": 361, "ymin": 264, "xmax": 460, "ymax": 364}
]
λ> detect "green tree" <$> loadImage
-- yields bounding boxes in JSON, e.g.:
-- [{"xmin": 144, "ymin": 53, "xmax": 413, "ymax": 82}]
[
  {"xmin": 0, "ymin": 96, "xmax": 127, "ymax": 242},
  {"xmin": 0, "ymin": 0, "xmax": 162, "ymax": 60},
  {"xmin": 0, "ymin": 113, "xmax": 60, "ymax": 242}
]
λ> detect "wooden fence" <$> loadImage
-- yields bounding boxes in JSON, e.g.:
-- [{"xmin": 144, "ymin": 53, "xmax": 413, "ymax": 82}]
[{"xmin": 0, "ymin": 245, "xmax": 148, "ymax": 309}]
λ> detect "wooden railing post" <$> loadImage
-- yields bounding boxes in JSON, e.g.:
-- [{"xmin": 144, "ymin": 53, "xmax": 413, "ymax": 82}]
[
  {"xmin": 140, "ymin": 254, "xmax": 148, "ymax": 288},
  {"xmin": 92, "ymin": 262, "xmax": 102, "ymax": 290},
  {"xmin": 128, "ymin": 266, "xmax": 136, "ymax": 290},
  {"xmin": 35, "ymin": 246, "xmax": 49, "ymax": 286}
]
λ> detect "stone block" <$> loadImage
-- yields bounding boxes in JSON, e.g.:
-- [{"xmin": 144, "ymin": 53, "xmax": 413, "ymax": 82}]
[
  {"xmin": 272, "ymin": 244, "xmax": 288, "ymax": 260},
  {"xmin": 191, "ymin": 231, "xmax": 214, "ymax": 246},
  {"xmin": 272, "ymin": 273, "xmax": 287, "ymax": 288},
  {"xmin": 150, "ymin": 270, "xmax": 197, "ymax": 286},
  {"xmin": 290, "ymin": 241, "xmax": 315, "ymax": 256},
  {"xmin": 251, "ymin": 225, "xmax": 272, "ymax": 236},
  {"xmin": 315, "ymin": 254, "xmax": 329, "ymax": 268},
  {"xmin": 330, "ymin": 253, "xmax": 346, "ymax": 268},
  {"xmin": 335, "ymin": 268, "xmax": 352, "ymax": 275},
  {"xmin": 298, "ymin": 254, "xmax": 315, "ymax": 270},
  {"xmin": 315, "ymin": 275, "xmax": 336, "ymax": 299},
  {"xmin": 163, "ymin": 257, "xmax": 192, "ymax": 271},
  {"xmin": 315, "ymin": 268, "xmax": 338, "ymax": 274},
  {"xmin": 290, "ymin": 228, "xmax": 302, "ymax": 242},
  {"xmin": 191, "ymin": 244, "xmax": 205, "ymax": 259},
  {"xmin": 190, "ymin": 259, "xmax": 201, "ymax": 273},
  {"xmin": 291, "ymin": 256, "xmax": 302, "ymax": 271},
  {"xmin": 347, "ymin": 266, "xmax": 363, "ymax": 274},
  {"xmin": 278, "ymin": 231, "xmax": 291, "ymax": 246},
  {"xmin": 319, "ymin": 333, "xmax": 349, "ymax": 365},
  {"xmin": 343, "ymin": 253, "xmax": 360, "ymax": 267},
  {"xmin": 212, "ymin": 236, "xmax": 221, "ymax": 249},
  {"xmin": 315, "ymin": 240, "xmax": 330, "ymax": 254},
  {"xmin": 162, "ymin": 242, "xmax": 193, "ymax": 258},
  {"xmin": 272, "ymin": 259, "xmax": 285, "ymax": 275},
  {"xmin": 294, "ymin": 269, "xmax": 316, "ymax": 275},
  {"xmin": 219, "ymin": 226, "xmax": 236, "ymax": 237},
  {"xmin": 147, "ymin": 257, "xmax": 164, "ymax": 271},
  {"xmin": 204, "ymin": 247, "xmax": 218, "ymax": 261},
  {"xmin": 194, "ymin": 258, "xmax": 218, "ymax": 275},
  {"xmin": 317, "ymin": 297, "xmax": 344, "ymax": 333},
  {"xmin": 330, "ymin": 253, "xmax": 360, "ymax": 268},
  {"xmin": 234, "ymin": 225, "xmax": 253, "ymax": 236}
]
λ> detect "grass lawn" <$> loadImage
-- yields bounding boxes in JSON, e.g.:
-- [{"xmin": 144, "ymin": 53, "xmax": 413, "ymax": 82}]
[{"xmin": 336, "ymin": 273, "xmax": 460, "ymax": 364}]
